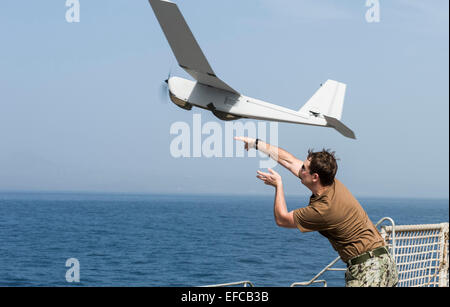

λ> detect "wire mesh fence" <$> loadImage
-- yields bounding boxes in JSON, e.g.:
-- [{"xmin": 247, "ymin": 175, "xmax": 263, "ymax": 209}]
[{"xmin": 381, "ymin": 223, "xmax": 449, "ymax": 287}]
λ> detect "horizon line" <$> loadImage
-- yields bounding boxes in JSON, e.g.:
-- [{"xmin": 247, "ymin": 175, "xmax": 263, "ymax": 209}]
[{"xmin": 0, "ymin": 189, "xmax": 448, "ymax": 201}]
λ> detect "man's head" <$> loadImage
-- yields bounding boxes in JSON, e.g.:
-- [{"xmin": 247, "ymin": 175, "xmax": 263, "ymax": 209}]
[{"xmin": 299, "ymin": 149, "xmax": 338, "ymax": 188}]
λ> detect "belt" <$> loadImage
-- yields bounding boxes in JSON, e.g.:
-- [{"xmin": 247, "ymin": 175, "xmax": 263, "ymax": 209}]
[{"xmin": 347, "ymin": 246, "xmax": 389, "ymax": 267}]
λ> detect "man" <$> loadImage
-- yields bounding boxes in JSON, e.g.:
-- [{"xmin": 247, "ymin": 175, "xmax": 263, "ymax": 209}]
[{"xmin": 235, "ymin": 136, "xmax": 398, "ymax": 287}]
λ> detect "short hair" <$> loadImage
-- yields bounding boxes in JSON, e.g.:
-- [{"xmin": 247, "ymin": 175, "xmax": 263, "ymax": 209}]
[{"xmin": 307, "ymin": 149, "xmax": 339, "ymax": 186}]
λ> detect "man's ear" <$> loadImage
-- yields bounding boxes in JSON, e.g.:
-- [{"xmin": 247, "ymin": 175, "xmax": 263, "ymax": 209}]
[{"xmin": 312, "ymin": 173, "xmax": 320, "ymax": 183}]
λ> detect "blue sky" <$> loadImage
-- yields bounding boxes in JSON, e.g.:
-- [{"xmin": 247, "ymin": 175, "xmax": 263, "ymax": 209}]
[{"xmin": 0, "ymin": 0, "xmax": 448, "ymax": 198}]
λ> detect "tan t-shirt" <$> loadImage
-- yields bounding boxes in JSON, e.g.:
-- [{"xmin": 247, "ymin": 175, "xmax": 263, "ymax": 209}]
[{"xmin": 293, "ymin": 179, "xmax": 384, "ymax": 262}]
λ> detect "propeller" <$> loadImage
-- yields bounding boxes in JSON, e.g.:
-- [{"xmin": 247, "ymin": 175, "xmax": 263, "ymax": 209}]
[{"xmin": 158, "ymin": 71, "xmax": 171, "ymax": 105}]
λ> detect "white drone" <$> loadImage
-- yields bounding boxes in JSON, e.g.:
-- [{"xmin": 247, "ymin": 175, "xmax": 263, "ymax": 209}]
[{"xmin": 149, "ymin": 0, "xmax": 356, "ymax": 139}]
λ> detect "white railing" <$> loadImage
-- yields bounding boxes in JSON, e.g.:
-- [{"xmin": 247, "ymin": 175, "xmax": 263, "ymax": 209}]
[
  {"xmin": 380, "ymin": 223, "xmax": 449, "ymax": 287},
  {"xmin": 201, "ymin": 281, "xmax": 254, "ymax": 287}
]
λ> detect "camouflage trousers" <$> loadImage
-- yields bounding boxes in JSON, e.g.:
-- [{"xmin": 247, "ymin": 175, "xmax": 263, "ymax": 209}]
[{"xmin": 345, "ymin": 253, "xmax": 399, "ymax": 287}]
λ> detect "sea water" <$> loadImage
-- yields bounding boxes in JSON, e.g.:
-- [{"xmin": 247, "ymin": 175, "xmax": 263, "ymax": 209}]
[{"xmin": 0, "ymin": 192, "xmax": 448, "ymax": 287}]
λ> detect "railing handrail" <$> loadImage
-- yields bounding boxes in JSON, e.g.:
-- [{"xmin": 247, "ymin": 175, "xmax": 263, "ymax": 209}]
[
  {"xmin": 375, "ymin": 217, "xmax": 396, "ymax": 259},
  {"xmin": 290, "ymin": 280, "xmax": 328, "ymax": 287},
  {"xmin": 201, "ymin": 280, "xmax": 254, "ymax": 287}
]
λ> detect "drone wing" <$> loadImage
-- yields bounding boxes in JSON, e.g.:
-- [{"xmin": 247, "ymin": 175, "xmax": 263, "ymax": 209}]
[{"xmin": 149, "ymin": 0, "xmax": 239, "ymax": 94}]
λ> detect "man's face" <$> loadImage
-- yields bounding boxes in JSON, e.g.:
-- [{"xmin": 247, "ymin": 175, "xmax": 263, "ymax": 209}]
[{"xmin": 299, "ymin": 158, "xmax": 314, "ymax": 186}]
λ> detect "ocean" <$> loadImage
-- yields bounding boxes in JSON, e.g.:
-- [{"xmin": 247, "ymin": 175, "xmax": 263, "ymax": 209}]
[{"xmin": 0, "ymin": 192, "xmax": 448, "ymax": 287}]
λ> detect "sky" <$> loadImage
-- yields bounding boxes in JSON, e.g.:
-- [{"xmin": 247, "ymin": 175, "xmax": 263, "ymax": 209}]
[{"xmin": 0, "ymin": 0, "xmax": 448, "ymax": 199}]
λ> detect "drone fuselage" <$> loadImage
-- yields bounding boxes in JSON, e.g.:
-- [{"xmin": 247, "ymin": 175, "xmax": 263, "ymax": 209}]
[{"xmin": 168, "ymin": 76, "xmax": 327, "ymax": 127}]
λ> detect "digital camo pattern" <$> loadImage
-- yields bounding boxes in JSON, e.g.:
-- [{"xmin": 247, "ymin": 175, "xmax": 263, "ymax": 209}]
[{"xmin": 345, "ymin": 253, "xmax": 399, "ymax": 287}]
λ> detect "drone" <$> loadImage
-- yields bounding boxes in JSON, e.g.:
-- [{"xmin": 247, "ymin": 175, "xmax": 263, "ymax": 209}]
[{"xmin": 149, "ymin": 0, "xmax": 356, "ymax": 139}]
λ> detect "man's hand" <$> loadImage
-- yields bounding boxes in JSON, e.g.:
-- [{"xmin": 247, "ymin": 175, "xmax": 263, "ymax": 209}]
[
  {"xmin": 256, "ymin": 169, "xmax": 282, "ymax": 188},
  {"xmin": 234, "ymin": 136, "xmax": 256, "ymax": 151}
]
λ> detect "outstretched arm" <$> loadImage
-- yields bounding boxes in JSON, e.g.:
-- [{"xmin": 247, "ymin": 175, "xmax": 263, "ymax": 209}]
[
  {"xmin": 235, "ymin": 137, "xmax": 304, "ymax": 178},
  {"xmin": 256, "ymin": 169, "xmax": 296, "ymax": 228}
]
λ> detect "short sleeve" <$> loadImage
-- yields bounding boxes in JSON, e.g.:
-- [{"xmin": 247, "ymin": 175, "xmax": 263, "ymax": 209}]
[{"xmin": 293, "ymin": 204, "xmax": 327, "ymax": 233}]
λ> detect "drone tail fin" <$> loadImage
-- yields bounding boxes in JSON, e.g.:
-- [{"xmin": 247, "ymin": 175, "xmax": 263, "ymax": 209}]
[
  {"xmin": 299, "ymin": 80, "xmax": 346, "ymax": 120},
  {"xmin": 299, "ymin": 80, "xmax": 356, "ymax": 139}
]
